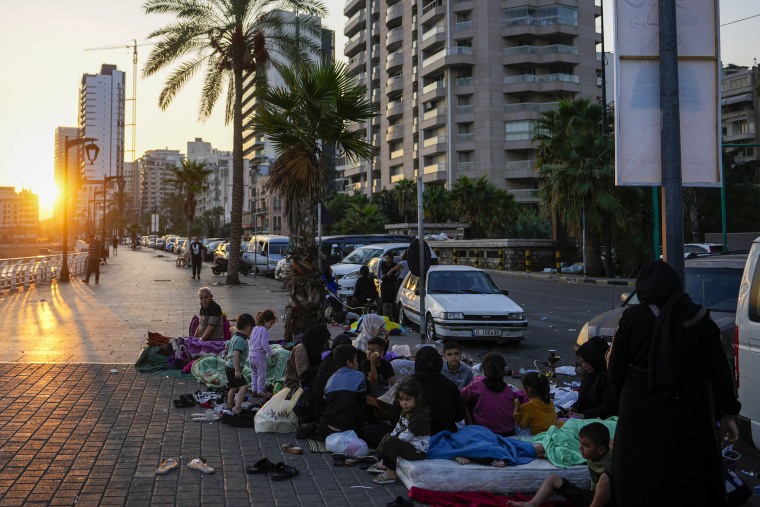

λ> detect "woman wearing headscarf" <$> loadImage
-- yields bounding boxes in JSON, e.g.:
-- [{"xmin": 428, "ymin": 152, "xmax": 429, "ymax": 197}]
[
  {"xmin": 353, "ymin": 313, "xmax": 388, "ymax": 352},
  {"xmin": 608, "ymin": 260, "xmax": 740, "ymax": 507},
  {"xmin": 568, "ymin": 336, "xmax": 618, "ymax": 419},
  {"xmin": 283, "ymin": 323, "xmax": 331, "ymax": 392}
]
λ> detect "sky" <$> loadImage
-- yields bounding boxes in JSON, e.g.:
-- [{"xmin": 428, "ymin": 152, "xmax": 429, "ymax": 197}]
[{"xmin": 0, "ymin": 0, "xmax": 758, "ymax": 219}]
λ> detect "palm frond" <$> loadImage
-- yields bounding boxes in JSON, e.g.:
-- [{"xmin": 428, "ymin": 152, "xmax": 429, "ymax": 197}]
[
  {"xmin": 198, "ymin": 61, "xmax": 228, "ymax": 120},
  {"xmin": 157, "ymin": 56, "xmax": 209, "ymax": 109}
]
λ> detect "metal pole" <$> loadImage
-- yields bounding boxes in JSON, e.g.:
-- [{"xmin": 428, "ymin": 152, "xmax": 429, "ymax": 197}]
[
  {"xmin": 659, "ymin": 0, "xmax": 684, "ymax": 281},
  {"xmin": 365, "ymin": 0, "xmax": 373, "ymax": 201},
  {"xmin": 417, "ymin": 174, "xmax": 426, "ymax": 344},
  {"xmin": 60, "ymin": 136, "xmax": 71, "ymax": 282},
  {"xmin": 102, "ymin": 177, "xmax": 107, "ymax": 252},
  {"xmin": 720, "ymin": 159, "xmax": 727, "ymax": 250},
  {"xmin": 652, "ymin": 187, "xmax": 661, "ymax": 260}
]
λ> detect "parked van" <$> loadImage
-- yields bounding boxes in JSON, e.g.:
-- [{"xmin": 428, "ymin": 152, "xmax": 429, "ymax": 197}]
[
  {"xmin": 243, "ymin": 234, "xmax": 290, "ymax": 276},
  {"xmin": 736, "ymin": 235, "xmax": 760, "ymax": 449},
  {"xmin": 319, "ymin": 234, "xmax": 413, "ymax": 267}
]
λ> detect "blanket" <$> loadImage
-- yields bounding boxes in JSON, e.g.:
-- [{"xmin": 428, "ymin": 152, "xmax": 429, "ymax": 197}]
[
  {"xmin": 428, "ymin": 425, "xmax": 537, "ymax": 465},
  {"xmin": 134, "ymin": 346, "xmax": 194, "ymax": 379},
  {"xmin": 191, "ymin": 355, "xmax": 252, "ymax": 387},
  {"xmin": 532, "ymin": 417, "xmax": 617, "ymax": 468},
  {"xmin": 267, "ymin": 344, "xmax": 290, "ymax": 385}
]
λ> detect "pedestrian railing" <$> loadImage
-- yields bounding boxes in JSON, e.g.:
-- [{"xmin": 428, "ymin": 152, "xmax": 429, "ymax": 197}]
[{"xmin": 0, "ymin": 253, "xmax": 88, "ymax": 292}]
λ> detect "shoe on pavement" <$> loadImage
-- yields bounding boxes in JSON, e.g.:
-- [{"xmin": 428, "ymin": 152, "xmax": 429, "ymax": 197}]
[
  {"xmin": 156, "ymin": 458, "xmax": 179, "ymax": 475},
  {"xmin": 187, "ymin": 457, "xmax": 214, "ymax": 474},
  {"xmin": 82, "ymin": 279, "xmax": 88, "ymax": 284},
  {"xmin": 246, "ymin": 458, "xmax": 276, "ymax": 474},
  {"xmin": 271, "ymin": 462, "xmax": 299, "ymax": 481},
  {"xmin": 373, "ymin": 470, "xmax": 398, "ymax": 484},
  {"xmin": 386, "ymin": 496, "xmax": 413, "ymax": 507},
  {"xmin": 281, "ymin": 443, "xmax": 303, "ymax": 454}
]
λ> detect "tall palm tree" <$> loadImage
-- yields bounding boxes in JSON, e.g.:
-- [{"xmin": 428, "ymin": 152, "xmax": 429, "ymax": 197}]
[
  {"xmin": 533, "ymin": 98, "xmax": 619, "ymax": 276},
  {"xmin": 253, "ymin": 59, "xmax": 375, "ymax": 337},
  {"xmin": 393, "ymin": 179, "xmax": 417, "ymax": 222},
  {"xmin": 339, "ymin": 203, "xmax": 388, "ymax": 233},
  {"xmin": 449, "ymin": 176, "xmax": 495, "ymax": 237},
  {"xmin": 164, "ymin": 160, "xmax": 213, "ymax": 235},
  {"xmin": 142, "ymin": 0, "xmax": 326, "ymax": 284},
  {"xmin": 423, "ymin": 184, "xmax": 451, "ymax": 223}
]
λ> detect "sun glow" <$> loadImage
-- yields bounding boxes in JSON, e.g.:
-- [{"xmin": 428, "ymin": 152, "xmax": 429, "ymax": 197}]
[{"xmin": 32, "ymin": 181, "xmax": 59, "ymax": 220}]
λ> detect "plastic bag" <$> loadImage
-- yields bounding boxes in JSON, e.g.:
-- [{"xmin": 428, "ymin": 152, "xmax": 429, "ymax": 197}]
[
  {"xmin": 254, "ymin": 387, "xmax": 303, "ymax": 433},
  {"xmin": 325, "ymin": 430, "xmax": 369, "ymax": 457}
]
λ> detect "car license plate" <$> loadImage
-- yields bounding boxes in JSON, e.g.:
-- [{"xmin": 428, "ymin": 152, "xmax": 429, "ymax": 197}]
[{"xmin": 472, "ymin": 329, "xmax": 502, "ymax": 337}]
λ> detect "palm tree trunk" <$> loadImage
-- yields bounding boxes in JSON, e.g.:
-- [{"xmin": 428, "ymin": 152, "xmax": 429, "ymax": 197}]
[
  {"xmin": 586, "ymin": 233, "xmax": 604, "ymax": 277},
  {"xmin": 603, "ymin": 213, "xmax": 614, "ymax": 277},
  {"xmin": 226, "ymin": 62, "xmax": 244, "ymax": 285}
]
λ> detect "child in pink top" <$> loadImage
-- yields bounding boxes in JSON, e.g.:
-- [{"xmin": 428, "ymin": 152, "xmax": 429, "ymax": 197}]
[
  {"xmin": 248, "ymin": 310, "xmax": 277, "ymax": 397},
  {"xmin": 460, "ymin": 352, "xmax": 517, "ymax": 436}
]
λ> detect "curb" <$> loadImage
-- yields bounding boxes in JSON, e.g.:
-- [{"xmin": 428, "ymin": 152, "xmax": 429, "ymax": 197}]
[{"xmin": 483, "ymin": 268, "xmax": 635, "ymax": 287}]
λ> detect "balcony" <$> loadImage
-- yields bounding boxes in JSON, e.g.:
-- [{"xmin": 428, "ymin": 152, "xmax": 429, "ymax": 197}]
[
  {"xmin": 386, "ymin": 124, "xmax": 405, "ymax": 142},
  {"xmin": 345, "ymin": 10, "xmax": 367, "ymax": 37},
  {"xmin": 391, "ymin": 173, "xmax": 406, "ymax": 183},
  {"xmin": 348, "ymin": 52, "xmax": 367, "ymax": 72},
  {"xmin": 344, "ymin": 32, "xmax": 366, "ymax": 57},
  {"xmin": 341, "ymin": 161, "xmax": 367, "ymax": 178},
  {"xmin": 454, "ymin": 20, "xmax": 473, "ymax": 37},
  {"xmin": 422, "ymin": 107, "xmax": 447, "ymax": 129},
  {"xmin": 420, "ymin": 25, "xmax": 446, "ymax": 52},
  {"xmin": 504, "ymin": 133, "xmax": 534, "ymax": 150},
  {"xmin": 422, "ymin": 47, "xmax": 475, "ymax": 77},
  {"xmin": 422, "ymin": 80, "xmax": 446, "ymax": 102},
  {"xmin": 503, "ymin": 102, "xmax": 559, "ymax": 114},
  {"xmin": 456, "ymin": 104, "xmax": 474, "ymax": 114},
  {"xmin": 386, "ymin": 27, "xmax": 404, "ymax": 52},
  {"xmin": 421, "ymin": 0, "xmax": 446, "ymax": 25},
  {"xmin": 386, "ymin": 100, "xmax": 405, "ymax": 119},
  {"xmin": 386, "ymin": 51, "xmax": 404, "ymax": 73},
  {"xmin": 422, "ymin": 162, "xmax": 447, "ymax": 183},
  {"xmin": 386, "ymin": 75, "xmax": 405, "ymax": 96},
  {"xmin": 457, "ymin": 161, "xmax": 474, "ymax": 172},
  {"xmin": 386, "ymin": 3, "xmax": 403, "ymax": 28},
  {"xmin": 505, "ymin": 160, "xmax": 536, "ymax": 179},
  {"xmin": 344, "ymin": 0, "xmax": 363, "ymax": 17},
  {"xmin": 502, "ymin": 16, "xmax": 579, "ymax": 38},
  {"xmin": 502, "ymin": 44, "xmax": 580, "ymax": 66},
  {"xmin": 508, "ymin": 188, "xmax": 540, "ymax": 203},
  {"xmin": 390, "ymin": 148, "xmax": 405, "ymax": 159},
  {"xmin": 503, "ymin": 73, "xmax": 580, "ymax": 93},
  {"xmin": 422, "ymin": 135, "xmax": 447, "ymax": 156}
]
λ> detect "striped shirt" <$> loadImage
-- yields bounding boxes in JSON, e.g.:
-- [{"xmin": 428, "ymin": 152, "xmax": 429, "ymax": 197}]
[{"xmin": 88, "ymin": 240, "xmax": 102, "ymax": 260}]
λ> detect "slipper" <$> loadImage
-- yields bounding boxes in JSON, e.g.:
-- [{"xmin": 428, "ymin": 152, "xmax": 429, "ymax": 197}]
[
  {"xmin": 246, "ymin": 458, "xmax": 276, "ymax": 474},
  {"xmin": 192, "ymin": 410, "xmax": 220, "ymax": 422},
  {"xmin": 281, "ymin": 443, "xmax": 303, "ymax": 455},
  {"xmin": 174, "ymin": 399, "xmax": 195, "ymax": 408},
  {"xmin": 365, "ymin": 463, "xmax": 387, "ymax": 474},
  {"xmin": 373, "ymin": 470, "xmax": 397, "ymax": 485},
  {"xmin": 344, "ymin": 458, "xmax": 361, "ymax": 467},
  {"xmin": 155, "ymin": 458, "xmax": 178, "ymax": 475},
  {"xmin": 271, "ymin": 462, "xmax": 299, "ymax": 481},
  {"xmin": 187, "ymin": 457, "xmax": 214, "ymax": 474},
  {"xmin": 332, "ymin": 453, "xmax": 347, "ymax": 466}
]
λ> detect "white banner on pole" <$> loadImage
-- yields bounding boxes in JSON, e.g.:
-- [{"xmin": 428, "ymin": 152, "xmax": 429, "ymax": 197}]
[{"xmin": 614, "ymin": 0, "xmax": 721, "ymax": 187}]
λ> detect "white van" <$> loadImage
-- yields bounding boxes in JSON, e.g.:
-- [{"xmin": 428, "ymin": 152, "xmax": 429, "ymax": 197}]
[
  {"xmin": 243, "ymin": 235, "xmax": 290, "ymax": 276},
  {"xmin": 736, "ymin": 235, "xmax": 760, "ymax": 449}
]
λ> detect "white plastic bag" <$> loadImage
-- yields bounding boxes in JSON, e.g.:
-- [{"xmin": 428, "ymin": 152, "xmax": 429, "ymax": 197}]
[
  {"xmin": 325, "ymin": 430, "xmax": 368, "ymax": 457},
  {"xmin": 254, "ymin": 387, "xmax": 303, "ymax": 433}
]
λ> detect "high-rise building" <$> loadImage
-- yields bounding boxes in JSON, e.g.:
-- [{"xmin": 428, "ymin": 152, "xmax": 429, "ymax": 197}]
[
  {"xmin": 53, "ymin": 126, "xmax": 81, "ymax": 235},
  {"xmin": 721, "ymin": 64, "xmax": 760, "ymax": 165},
  {"xmin": 78, "ymin": 64, "xmax": 125, "ymax": 182},
  {"xmin": 138, "ymin": 149, "xmax": 184, "ymax": 220},
  {"xmin": 339, "ymin": 0, "xmax": 601, "ymax": 204},
  {"xmin": 0, "ymin": 187, "xmax": 39, "ymax": 242}
]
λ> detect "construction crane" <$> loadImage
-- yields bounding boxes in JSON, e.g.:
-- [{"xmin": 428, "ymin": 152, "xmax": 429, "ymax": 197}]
[{"xmin": 84, "ymin": 40, "xmax": 153, "ymax": 221}]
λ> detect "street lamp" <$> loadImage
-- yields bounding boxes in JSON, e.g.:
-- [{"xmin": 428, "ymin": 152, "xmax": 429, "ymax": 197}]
[
  {"xmin": 102, "ymin": 174, "xmax": 125, "ymax": 257},
  {"xmin": 60, "ymin": 136, "xmax": 99, "ymax": 283}
]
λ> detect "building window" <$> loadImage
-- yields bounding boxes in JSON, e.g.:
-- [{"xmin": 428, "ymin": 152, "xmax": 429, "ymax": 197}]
[{"xmin": 505, "ymin": 120, "xmax": 536, "ymax": 141}]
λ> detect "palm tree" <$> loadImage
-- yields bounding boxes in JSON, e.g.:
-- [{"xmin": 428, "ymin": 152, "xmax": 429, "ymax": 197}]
[
  {"xmin": 164, "ymin": 160, "xmax": 213, "ymax": 235},
  {"xmin": 533, "ymin": 98, "xmax": 619, "ymax": 276},
  {"xmin": 142, "ymin": 0, "xmax": 326, "ymax": 284},
  {"xmin": 393, "ymin": 179, "xmax": 417, "ymax": 222},
  {"xmin": 423, "ymin": 184, "xmax": 451, "ymax": 223},
  {"xmin": 449, "ymin": 176, "xmax": 495, "ymax": 237},
  {"xmin": 339, "ymin": 203, "xmax": 388, "ymax": 233},
  {"xmin": 253, "ymin": 59, "xmax": 375, "ymax": 337}
]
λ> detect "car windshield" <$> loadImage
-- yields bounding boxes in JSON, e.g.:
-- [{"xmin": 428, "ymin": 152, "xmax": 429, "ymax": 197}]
[
  {"xmin": 427, "ymin": 270, "xmax": 502, "ymax": 295},
  {"xmin": 342, "ymin": 247, "xmax": 385, "ymax": 264},
  {"xmin": 624, "ymin": 267, "xmax": 742, "ymax": 312},
  {"xmin": 269, "ymin": 241, "xmax": 290, "ymax": 256}
]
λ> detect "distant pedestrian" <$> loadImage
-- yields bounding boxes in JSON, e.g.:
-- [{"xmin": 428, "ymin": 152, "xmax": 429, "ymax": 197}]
[
  {"xmin": 189, "ymin": 236, "xmax": 205, "ymax": 279},
  {"xmin": 249, "ymin": 310, "xmax": 277, "ymax": 398},
  {"xmin": 112, "ymin": 236, "xmax": 118, "ymax": 256},
  {"xmin": 82, "ymin": 235, "xmax": 102, "ymax": 284},
  {"xmin": 379, "ymin": 252, "xmax": 398, "ymax": 318}
]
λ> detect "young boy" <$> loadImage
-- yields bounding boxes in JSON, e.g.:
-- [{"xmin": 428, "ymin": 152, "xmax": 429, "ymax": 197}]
[
  {"xmin": 510, "ymin": 422, "xmax": 612, "ymax": 507},
  {"xmin": 225, "ymin": 313, "xmax": 254, "ymax": 415},
  {"xmin": 361, "ymin": 336, "xmax": 397, "ymax": 397},
  {"xmin": 318, "ymin": 345, "xmax": 368, "ymax": 440},
  {"xmin": 441, "ymin": 341, "xmax": 474, "ymax": 388}
]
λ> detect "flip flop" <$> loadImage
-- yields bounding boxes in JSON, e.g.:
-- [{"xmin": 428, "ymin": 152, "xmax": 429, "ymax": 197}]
[
  {"xmin": 373, "ymin": 470, "xmax": 397, "ymax": 484},
  {"xmin": 281, "ymin": 443, "xmax": 303, "ymax": 455},
  {"xmin": 246, "ymin": 458, "xmax": 276, "ymax": 474},
  {"xmin": 332, "ymin": 453, "xmax": 347, "ymax": 466},
  {"xmin": 365, "ymin": 463, "xmax": 387, "ymax": 474},
  {"xmin": 187, "ymin": 457, "xmax": 214, "ymax": 474},
  {"xmin": 271, "ymin": 462, "xmax": 299, "ymax": 481},
  {"xmin": 155, "ymin": 458, "xmax": 178, "ymax": 475},
  {"xmin": 174, "ymin": 399, "xmax": 195, "ymax": 408}
]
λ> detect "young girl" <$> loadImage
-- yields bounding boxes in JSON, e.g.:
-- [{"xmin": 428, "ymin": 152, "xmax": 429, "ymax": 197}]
[
  {"xmin": 513, "ymin": 372, "xmax": 558, "ymax": 435},
  {"xmin": 459, "ymin": 352, "xmax": 517, "ymax": 436},
  {"xmin": 371, "ymin": 377, "xmax": 430, "ymax": 484},
  {"xmin": 248, "ymin": 310, "xmax": 277, "ymax": 398},
  {"xmin": 226, "ymin": 313, "xmax": 254, "ymax": 415}
]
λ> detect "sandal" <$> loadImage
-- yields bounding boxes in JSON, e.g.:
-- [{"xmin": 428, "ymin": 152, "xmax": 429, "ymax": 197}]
[
  {"xmin": 344, "ymin": 458, "xmax": 361, "ymax": 467},
  {"xmin": 156, "ymin": 458, "xmax": 178, "ymax": 475},
  {"xmin": 187, "ymin": 457, "xmax": 215, "ymax": 474},
  {"xmin": 281, "ymin": 443, "xmax": 303, "ymax": 455},
  {"xmin": 332, "ymin": 453, "xmax": 347, "ymax": 466},
  {"xmin": 373, "ymin": 470, "xmax": 398, "ymax": 484},
  {"xmin": 191, "ymin": 410, "xmax": 220, "ymax": 422},
  {"xmin": 365, "ymin": 463, "xmax": 387, "ymax": 474},
  {"xmin": 246, "ymin": 458, "xmax": 276, "ymax": 474},
  {"xmin": 271, "ymin": 462, "xmax": 299, "ymax": 481}
]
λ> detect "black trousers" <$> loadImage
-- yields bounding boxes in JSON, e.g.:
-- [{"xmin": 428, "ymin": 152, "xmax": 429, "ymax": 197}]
[
  {"xmin": 85, "ymin": 259, "xmax": 100, "ymax": 283},
  {"xmin": 191, "ymin": 255, "xmax": 203, "ymax": 277}
]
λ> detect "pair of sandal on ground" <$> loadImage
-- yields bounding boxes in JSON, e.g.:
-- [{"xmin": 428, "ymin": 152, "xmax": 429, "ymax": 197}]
[
  {"xmin": 245, "ymin": 457, "xmax": 299, "ymax": 481},
  {"xmin": 332, "ymin": 453, "xmax": 380, "ymax": 468},
  {"xmin": 156, "ymin": 457, "xmax": 214, "ymax": 475},
  {"xmin": 365, "ymin": 462, "xmax": 399, "ymax": 485}
]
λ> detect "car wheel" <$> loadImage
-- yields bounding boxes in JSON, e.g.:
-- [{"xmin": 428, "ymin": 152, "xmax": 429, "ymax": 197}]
[
  {"xmin": 425, "ymin": 314, "xmax": 437, "ymax": 342},
  {"xmin": 211, "ymin": 267, "xmax": 222, "ymax": 275},
  {"xmin": 398, "ymin": 304, "xmax": 410, "ymax": 326}
]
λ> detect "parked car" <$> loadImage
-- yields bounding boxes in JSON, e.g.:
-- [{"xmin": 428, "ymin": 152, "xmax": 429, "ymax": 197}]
[
  {"xmin": 242, "ymin": 235, "xmax": 290, "ymax": 276},
  {"xmin": 684, "ymin": 242, "xmax": 724, "ymax": 258},
  {"xmin": 205, "ymin": 240, "xmax": 224, "ymax": 261},
  {"xmin": 396, "ymin": 265, "xmax": 528, "ymax": 343},
  {"xmin": 319, "ymin": 234, "xmax": 414, "ymax": 267},
  {"xmin": 736, "ymin": 237, "xmax": 760, "ymax": 449},
  {"xmin": 211, "ymin": 242, "xmax": 253, "ymax": 275},
  {"xmin": 576, "ymin": 252, "xmax": 747, "ymax": 371},
  {"xmin": 174, "ymin": 238, "xmax": 188, "ymax": 255},
  {"xmin": 164, "ymin": 236, "xmax": 177, "ymax": 252}
]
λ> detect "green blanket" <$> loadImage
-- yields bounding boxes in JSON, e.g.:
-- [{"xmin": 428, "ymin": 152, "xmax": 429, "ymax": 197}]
[
  {"xmin": 189, "ymin": 345, "xmax": 290, "ymax": 388},
  {"xmin": 134, "ymin": 346, "xmax": 194, "ymax": 380},
  {"xmin": 532, "ymin": 417, "xmax": 618, "ymax": 468}
]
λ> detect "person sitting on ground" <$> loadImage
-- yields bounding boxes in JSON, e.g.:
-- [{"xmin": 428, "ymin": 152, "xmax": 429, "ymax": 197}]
[
  {"xmin": 513, "ymin": 372, "xmax": 558, "ymax": 435},
  {"xmin": 322, "ymin": 266, "xmax": 344, "ymax": 320},
  {"xmin": 361, "ymin": 336, "xmax": 397, "ymax": 397},
  {"xmin": 568, "ymin": 337, "xmax": 618, "ymax": 420},
  {"xmin": 310, "ymin": 335, "xmax": 354, "ymax": 424},
  {"xmin": 371, "ymin": 378, "xmax": 430, "ymax": 485},
  {"xmin": 283, "ymin": 323, "xmax": 331, "ymax": 393},
  {"xmin": 317, "ymin": 344, "xmax": 368, "ymax": 440},
  {"xmin": 509, "ymin": 422, "xmax": 612, "ymax": 507},
  {"xmin": 460, "ymin": 352, "xmax": 517, "ymax": 436},
  {"xmin": 389, "ymin": 346, "xmax": 465, "ymax": 435},
  {"xmin": 225, "ymin": 313, "xmax": 253, "ymax": 415},
  {"xmin": 441, "ymin": 341, "xmax": 474, "ymax": 388},
  {"xmin": 351, "ymin": 265, "xmax": 378, "ymax": 313},
  {"xmin": 194, "ymin": 287, "xmax": 226, "ymax": 341},
  {"xmin": 353, "ymin": 313, "xmax": 389, "ymax": 352}
]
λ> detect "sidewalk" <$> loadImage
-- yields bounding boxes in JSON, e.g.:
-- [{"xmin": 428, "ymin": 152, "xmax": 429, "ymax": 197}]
[{"xmin": 0, "ymin": 250, "xmax": 407, "ymax": 506}]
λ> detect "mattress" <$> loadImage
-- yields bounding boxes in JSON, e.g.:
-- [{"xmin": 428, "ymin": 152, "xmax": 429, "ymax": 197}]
[{"xmin": 396, "ymin": 458, "xmax": 590, "ymax": 494}]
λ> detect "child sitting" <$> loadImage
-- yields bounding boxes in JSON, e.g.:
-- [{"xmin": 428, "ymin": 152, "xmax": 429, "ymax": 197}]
[
  {"xmin": 460, "ymin": 352, "xmax": 517, "ymax": 436},
  {"xmin": 371, "ymin": 377, "xmax": 430, "ymax": 485},
  {"xmin": 225, "ymin": 313, "xmax": 254, "ymax": 415},
  {"xmin": 510, "ymin": 422, "xmax": 612, "ymax": 507},
  {"xmin": 514, "ymin": 372, "xmax": 558, "ymax": 435},
  {"xmin": 361, "ymin": 336, "xmax": 397, "ymax": 397},
  {"xmin": 248, "ymin": 310, "xmax": 277, "ymax": 398},
  {"xmin": 317, "ymin": 345, "xmax": 367, "ymax": 440},
  {"xmin": 441, "ymin": 341, "xmax": 474, "ymax": 388}
]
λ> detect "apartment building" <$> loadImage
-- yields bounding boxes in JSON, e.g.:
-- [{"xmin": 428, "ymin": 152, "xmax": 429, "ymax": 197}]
[
  {"xmin": 138, "ymin": 149, "xmax": 184, "ymax": 218},
  {"xmin": 721, "ymin": 64, "xmax": 760, "ymax": 165},
  {"xmin": 339, "ymin": 0, "xmax": 601, "ymax": 203},
  {"xmin": 0, "ymin": 187, "xmax": 39, "ymax": 242}
]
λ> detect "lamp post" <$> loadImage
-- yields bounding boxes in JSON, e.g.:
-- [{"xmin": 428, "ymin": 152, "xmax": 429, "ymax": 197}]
[
  {"xmin": 61, "ymin": 136, "xmax": 99, "ymax": 282},
  {"xmin": 102, "ymin": 174, "xmax": 125, "ymax": 257}
]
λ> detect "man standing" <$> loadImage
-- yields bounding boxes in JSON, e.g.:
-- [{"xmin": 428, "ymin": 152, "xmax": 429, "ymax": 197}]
[
  {"xmin": 189, "ymin": 236, "xmax": 205, "ymax": 280},
  {"xmin": 112, "ymin": 236, "xmax": 118, "ymax": 256},
  {"xmin": 83, "ymin": 235, "xmax": 102, "ymax": 284}
]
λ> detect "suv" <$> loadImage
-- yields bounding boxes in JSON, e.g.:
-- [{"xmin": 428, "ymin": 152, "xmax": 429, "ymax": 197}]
[
  {"xmin": 576, "ymin": 253, "xmax": 747, "ymax": 371},
  {"xmin": 736, "ymin": 237, "xmax": 760, "ymax": 449}
]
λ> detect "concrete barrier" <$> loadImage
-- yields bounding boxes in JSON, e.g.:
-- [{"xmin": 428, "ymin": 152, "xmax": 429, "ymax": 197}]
[{"xmin": 427, "ymin": 239, "xmax": 555, "ymax": 271}]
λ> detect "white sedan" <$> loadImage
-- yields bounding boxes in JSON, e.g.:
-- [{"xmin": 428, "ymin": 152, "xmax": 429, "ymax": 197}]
[{"xmin": 397, "ymin": 265, "xmax": 528, "ymax": 343}]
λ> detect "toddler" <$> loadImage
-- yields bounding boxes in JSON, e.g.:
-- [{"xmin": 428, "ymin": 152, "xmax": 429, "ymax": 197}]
[
  {"xmin": 249, "ymin": 310, "xmax": 277, "ymax": 398},
  {"xmin": 514, "ymin": 372, "xmax": 558, "ymax": 435},
  {"xmin": 225, "ymin": 313, "xmax": 254, "ymax": 415},
  {"xmin": 459, "ymin": 352, "xmax": 516, "ymax": 436}
]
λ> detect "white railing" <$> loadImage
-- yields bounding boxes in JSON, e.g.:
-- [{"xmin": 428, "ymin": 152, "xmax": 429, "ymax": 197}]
[
  {"xmin": 0, "ymin": 252, "xmax": 89, "ymax": 292},
  {"xmin": 423, "ymin": 80, "xmax": 446, "ymax": 94},
  {"xmin": 422, "ymin": 25, "xmax": 446, "ymax": 41}
]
